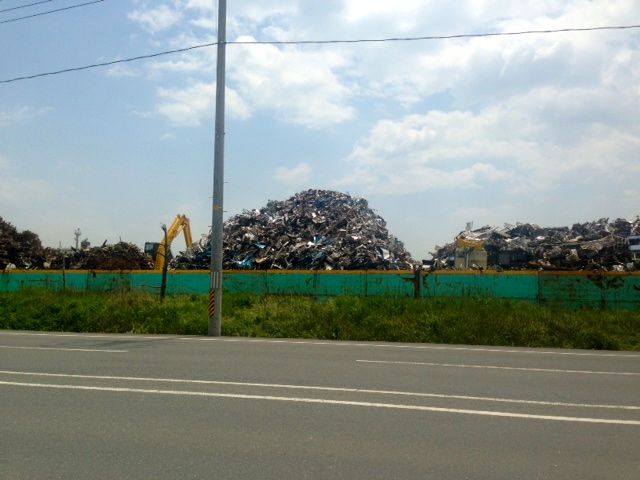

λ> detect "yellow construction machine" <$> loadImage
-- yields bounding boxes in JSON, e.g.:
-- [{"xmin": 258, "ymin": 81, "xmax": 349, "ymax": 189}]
[
  {"xmin": 454, "ymin": 235, "xmax": 488, "ymax": 269},
  {"xmin": 455, "ymin": 236, "xmax": 486, "ymax": 251},
  {"xmin": 145, "ymin": 214, "xmax": 194, "ymax": 271}
]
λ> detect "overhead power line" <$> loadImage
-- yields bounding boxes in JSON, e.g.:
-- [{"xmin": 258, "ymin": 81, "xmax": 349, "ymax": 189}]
[
  {"xmin": 0, "ymin": 0, "xmax": 102, "ymax": 24},
  {"xmin": 1, "ymin": 42, "xmax": 218, "ymax": 83},
  {"xmin": 232, "ymin": 24, "xmax": 640, "ymax": 44},
  {"xmin": 0, "ymin": 0, "xmax": 55, "ymax": 15},
  {"xmin": 1, "ymin": 23, "xmax": 640, "ymax": 84}
]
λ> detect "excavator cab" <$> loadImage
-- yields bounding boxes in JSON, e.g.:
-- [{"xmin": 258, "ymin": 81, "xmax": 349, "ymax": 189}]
[
  {"xmin": 144, "ymin": 242, "xmax": 173, "ymax": 263},
  {"xmin": 144, "ymin": 242, "xmax": 159, "ymax": 257}
]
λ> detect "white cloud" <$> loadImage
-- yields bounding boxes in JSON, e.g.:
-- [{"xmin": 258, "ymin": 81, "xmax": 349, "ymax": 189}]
[
  {"xmin": 129, "ymin": 5, "xmax": 182, "ymax": 33},
  {"xmin": 130, "ymin": 0, "xmax": 640, "ymax": 196},
  {"xmin": 149, "ymin": 57, "xmax": 209, "ymax": 74},
  {"xmin": 127, "ymin": 2, "xmax": 354, "ymax": 128},
  {"xmin": 157, "ymin": 83, "xmax": 212, "ymax": 126},
  {"xmin": 105, "ymin": 64, "xmax": 139, "ymax": 78},
  {"xmin": 0, "ymin": 106, "xmax": 50, "ymax": 127},
  {"xmin": 176, "ymin": 0, "xmax": 297, "ymax": 24},
  {"xmin": 273, "ymin": 162, "xmax": 312, "ymax": 186},
  {"xmin": 343, "ymin": 0, "xmax": 424, "ymax": 25},
  {"xmin": 190, "ymin": 17, "xmax": 216, "ymax": 30},
  {"xmin": 180, "ymin": 0, "xmax": 214, "ymax": 12},
  {"xmin": 233, "ymin": 2, "xmax": 298, "ymax": 23},
  {"xmin": 324, "ymin": 1, "xmax": 640, "ymax": 195},
  {"xmin": 324, "ymin": 0, "xmax": 640, "ymax": 110},
  {"xmin": 229, "ymin": 37, "xmax": 354, "ymax": 128},
  {"xmin": 156, "ymin": 82, "xmax": 250, "ymax": 126},
  {"xmin": 143, "ymin": 35, "xmax": 354, "ymax": 127},
  {"xmin": 340, "ymin": 87, "xmax": 640, "ymax": 194},
  {"xmin": 140, "ymin": 32, "xmax": 217, "ymax": 76}
]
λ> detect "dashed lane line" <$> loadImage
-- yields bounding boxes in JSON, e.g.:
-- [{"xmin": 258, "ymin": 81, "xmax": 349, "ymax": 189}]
[
  {"xmin": 178, "ymin": 337, "xmax": 640, "ymax": 358},
  {"xmin": 357, "ymin": 359, "xmax": 640, "ymax": 375},
  {"xmin": 0, "ymin": 346, "xmax": 127, "ymax": 353}
]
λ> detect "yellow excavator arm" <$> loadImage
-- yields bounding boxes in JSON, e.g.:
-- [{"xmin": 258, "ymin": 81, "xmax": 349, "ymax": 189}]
[{"xmin": 149, "ymin": 214, "xmax": 193, "ymax": 271}]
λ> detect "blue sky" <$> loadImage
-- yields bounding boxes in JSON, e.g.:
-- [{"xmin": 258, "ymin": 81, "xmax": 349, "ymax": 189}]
[{"xmin": 1, "ymin": 0, "xmax": 639, "ymax": 258}]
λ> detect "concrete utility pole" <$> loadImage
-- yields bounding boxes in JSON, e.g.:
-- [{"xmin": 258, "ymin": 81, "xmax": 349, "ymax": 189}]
[{"xmin": 208, "ymin": 0, "xmax": 226, "ymax": 336}]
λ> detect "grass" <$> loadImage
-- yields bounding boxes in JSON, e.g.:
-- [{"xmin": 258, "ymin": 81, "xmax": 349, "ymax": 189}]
[{"xmin": 1, "ymin": 290, "xmax": 639, "ymax": 351}]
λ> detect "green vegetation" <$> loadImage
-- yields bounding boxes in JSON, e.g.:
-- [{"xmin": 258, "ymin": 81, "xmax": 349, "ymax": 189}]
[{"xmin": 1, "ymin": 290, "xmax": 639, "ymax": 350}]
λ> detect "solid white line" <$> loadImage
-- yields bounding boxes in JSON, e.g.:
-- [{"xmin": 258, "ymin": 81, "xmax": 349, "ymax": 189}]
[
  {"xmin": 0, "ymin": 331, "xmax": 170, "ymax": 340},
  {"xmin": 0, "ymin": 346, "xmax": 127, "ymax": 353},
  {"xmin": 178, "ymin": 337, "xmax": 640, "ymax": 358},
  {"xmin": 357, "ymin": 359, "xmax": 640, "ymax": 376},
  {"xmin": 1, "ymin": 380, "xmax": 638, "ymax": 426},
  {"xmin": 2, "ymin": 332, "xmax": 638, "ymax": 358},
  {"xmin": 1, "ymin": 370, "xmax": 637, "ymax": 410}
]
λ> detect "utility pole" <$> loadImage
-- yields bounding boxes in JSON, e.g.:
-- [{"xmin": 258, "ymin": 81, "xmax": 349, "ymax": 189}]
[{"xmin": 208, "ymin": 0, "xmax": 226, "ymax": 336}]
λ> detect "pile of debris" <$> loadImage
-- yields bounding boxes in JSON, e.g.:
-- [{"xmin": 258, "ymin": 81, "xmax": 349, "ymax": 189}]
[
  {"xmin": 173, "ymin": 189, "xmax": 414, "ymax": 270},
  {"xmin": 430, "ymin": 217, "xmax": 640, "ymax": 271},
  {"xmin": 0, "ymin": 217, "xmax": 46, "ymax": 270},
  {"xmin": 46, "ymin": 242, "xmax": 153, "ymax": 270}
]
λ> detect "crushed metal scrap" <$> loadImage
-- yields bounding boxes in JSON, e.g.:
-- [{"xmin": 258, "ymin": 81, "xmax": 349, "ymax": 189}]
[
  {"xmin": 172, "ymin": 189, "xmax": 414, "ymax": 270},
  {"xmin": 2, "ymin": 216, "xmax": 152, "ymax": 271},
  {"xmin": 46, "ymin": 242, "xmax": 153, "ymax": 270},
  {"xmin": 430, "ymin": 217, "xmax": 640, "ymax": 271}
]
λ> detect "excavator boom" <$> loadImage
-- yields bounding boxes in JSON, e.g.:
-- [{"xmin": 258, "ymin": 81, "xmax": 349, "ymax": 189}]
[{"xmin": 145, "ymin": 214, "xmax": 194, "ymax": 270}]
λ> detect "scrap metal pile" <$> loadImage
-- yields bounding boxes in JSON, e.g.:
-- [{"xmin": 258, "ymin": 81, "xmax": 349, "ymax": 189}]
[
  {"xmin": 46, "ymin": 242, "xmax": 153, "ymax": 270},
  {"xmin": 172, "ymin": 189, "xmax": 414, "ymax": 270},
  {"xmin": 430, "ymin": 217, "xmax": 640, "ymax": 271},
  {"xmin": 0, "ymin": 217, "xmax": 46, "ymax": 270}
]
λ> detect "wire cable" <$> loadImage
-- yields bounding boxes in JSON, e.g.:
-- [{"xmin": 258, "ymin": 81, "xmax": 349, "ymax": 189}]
[
  {"xmin": 1, "ymin": 42, "xmax": 217, "ymax": 83},
  {"xmin": 0, "ymin": 0, "xmax": 55, "ymax": 15},
  {"xmin": 1, "ymin": 23, "xmax": 639, "ymax": 84},
  {"xmin": 231, "ymin": 24, "xmax": 640, "ymax": 45},
  {"xmin": 0, "ymin": 0, "xmax": 102, "ymax": 24}
]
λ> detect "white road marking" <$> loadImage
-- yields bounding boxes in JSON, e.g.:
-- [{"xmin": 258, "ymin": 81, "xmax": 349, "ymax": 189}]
[
  {"xmin": 2, "ymin": 332, "xmax": 638, "ymax": 358},
  {"xmin": 1, "ymin": 380, "xmax": 638, "ymax": 426},
  {"xmin": 179, "ymin": 337, "xmax": 640, "ymax": 358},
  {"xmin": 0, "ymin": 346, "xmax": 127, "ymax": 353},
  {"xmin": 357, "ymin": 359, "xmax": 640, "ymax": 376},
  {"xmin": 1, "ymin": 370, "xmax": 637, "ymax": 410},
  {"xmin": 0, "ymin": 331, "xmax": 170, "ymax": 340}
]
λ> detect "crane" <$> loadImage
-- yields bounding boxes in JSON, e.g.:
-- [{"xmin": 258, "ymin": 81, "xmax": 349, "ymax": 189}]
[{"xmin": 145, "ymin": 214, "xmax": 194, "ymax": 271}]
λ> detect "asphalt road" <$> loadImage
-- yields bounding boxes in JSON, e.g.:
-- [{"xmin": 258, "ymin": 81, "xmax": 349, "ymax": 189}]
[{"xmin": 1, "ymin": 331, "xmax": 639, "ymax": 479}]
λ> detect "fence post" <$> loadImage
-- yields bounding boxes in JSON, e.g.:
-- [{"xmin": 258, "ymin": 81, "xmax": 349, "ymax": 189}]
[{"xmin": 414, "ymin": 269, "xmax": 422, "ymax": 299}]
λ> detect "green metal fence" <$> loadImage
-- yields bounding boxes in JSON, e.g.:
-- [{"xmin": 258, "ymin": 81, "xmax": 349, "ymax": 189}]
[{"xmin": 2, "ymin": 270, "xmax": 639, "ymax": 310}]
